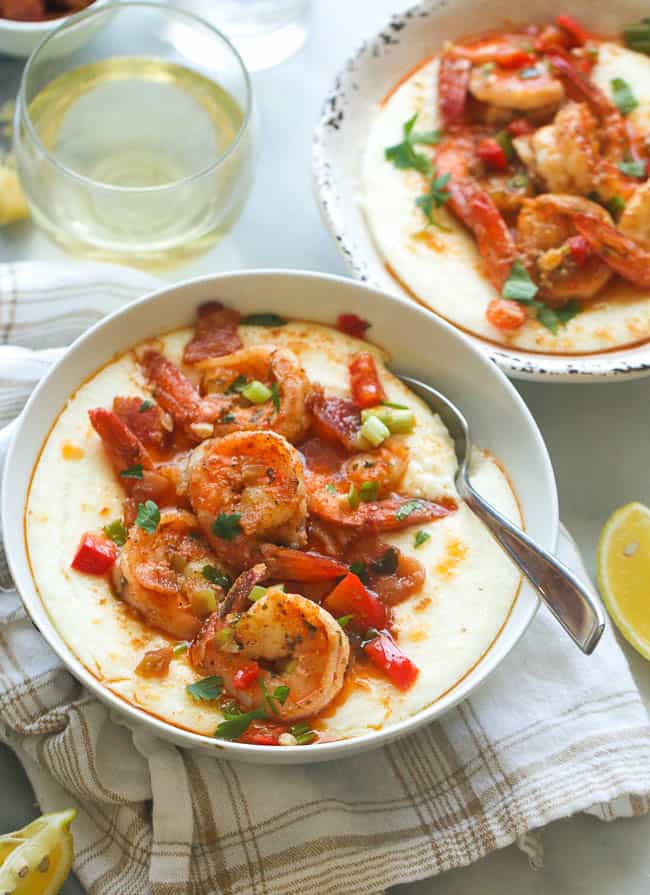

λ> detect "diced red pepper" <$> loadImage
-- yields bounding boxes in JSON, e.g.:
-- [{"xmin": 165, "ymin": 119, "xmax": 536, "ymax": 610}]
[
  {"xmin": 506, "ymin": 117, "xmax": 535, "ymax": 137},
  {"xmin": 534, "ymin": 24, "xmax": 570, "ymax": 52},
  {"xmin": 495, "ymin": 48, "xmax": 537, "ymax": 69},
  {"xmin": 566, "ymin": 235, "xmax": 591, "ymax": 267},
  {"xmin": 323, "ymin": 573, "xmax": 388, "ymax": 631},
  {"xmin": 476, "ymin": 138, "xmax": 509, "ymax": 172},
  {"xmin": 238, "ymin": 721, "xmax": 283, "ymax": 746},
  {"xmin": 363, "ymin": 631, "xmax": 419, "ymax": 690},
  {"xmin": 71, "ymin": 533, "xmax": 117, "ymax": 575},
  {"xmin": 233, "ymin": 662, "xmax": 261, "ymax": 690},
  {"xmin": 555, "ymin": 14, "xmax": 592, "ymax": 47},
  {"xmin": 348, "ymin": 352, "xmax": 386, "ymax": 409},
  {"xmin": 337, "ymin": 313, "xmax": 370, "ymax": 339},
  {"xmin": 486, "ymin": 298, "xmax": 527, "ymax": 331}
]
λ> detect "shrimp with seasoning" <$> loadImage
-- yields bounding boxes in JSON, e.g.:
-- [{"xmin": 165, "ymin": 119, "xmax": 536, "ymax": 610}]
[
  {"xmin": 189, "ymin": 589, "xmax": 350, "ymax": 721},
  {"xmin": 574, "ymin": 208, "xmax": 650, "ymax": 289},
  {"xmin": 197, "ymin": 344, "xmax": 311, "ymax": 444},
  {"xmin": 188, "ymin": 430, "xmax": 308, "ymax": 570},
  {"xmin": 118, "ymin": 508, "xmax": 228, "ymax": 640}
]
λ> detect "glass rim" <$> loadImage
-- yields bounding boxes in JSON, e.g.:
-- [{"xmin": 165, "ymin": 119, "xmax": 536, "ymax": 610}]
[{"xmin": 17, "ymin": 0, "xmax": 253, "ymax": 194}]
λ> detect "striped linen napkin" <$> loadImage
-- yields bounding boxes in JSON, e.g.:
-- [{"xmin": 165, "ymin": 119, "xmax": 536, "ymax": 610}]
[{"xmin": 0, "ymin": 261, "xmax": 649, "ymax": 895}]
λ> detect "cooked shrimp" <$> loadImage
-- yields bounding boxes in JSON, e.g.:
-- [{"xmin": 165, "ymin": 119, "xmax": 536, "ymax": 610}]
[
  {"xmin": 514, "ymin": 102, "xmax": 599, "ymax": 195},
  {"xmin": 188, "ymin": 430, "xmax": 308, "ymax": 569},
  {"xmin": 469, "ymin": 63, "xmax": 564, "ymax": 112},
  {"xmin": 189, "ymin": 589, "xmax": 349, "ymax": 721},
  {"xmin": 574, "ymin": 212, "xmax": 650, "ymax": 288},
  {"xmin": 618, "ymin": 181, "xmax": 650, "ymax": 248},
  {"xmin": 516, "ymin": 194, "xmax": 613, "ymax": 300},
  {"xmin": 118, "ymin": 509, "xmax": 228, "ymax": 640},
  {"xmin": 197, "ymin": 345, "xmax": 311, "ymax": 444}
]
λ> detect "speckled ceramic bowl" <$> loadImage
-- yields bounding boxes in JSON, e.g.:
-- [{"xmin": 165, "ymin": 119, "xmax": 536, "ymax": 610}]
[{"xmin": 312, "ymin": 0, "xmax": 650, "ymax": 383}]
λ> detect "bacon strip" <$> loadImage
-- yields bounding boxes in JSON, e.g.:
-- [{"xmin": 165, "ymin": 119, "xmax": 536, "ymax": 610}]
[
  {"xmin": 88, "ymin": 407, "xmax": 154, "ymax": 472},
  {"xmin": 113, "ymin": 396, "xmax": 171, "ymax": 450},
  {"xmin": 183, "ymin": 301, "xmax": 242, "ymax": 364}
]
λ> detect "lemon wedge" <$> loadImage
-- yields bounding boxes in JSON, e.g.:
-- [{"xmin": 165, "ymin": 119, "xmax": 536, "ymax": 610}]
[
  {"xmin": 597, "ymin": 501, "xmax": 650, "ymax": 659},
  {"xmin": 0, "ymin": 810, "xmax": 76, "ymax": 895},
  {"xmin": 0, "ymin": 167, "xmax": 28, "ymax": 226}
]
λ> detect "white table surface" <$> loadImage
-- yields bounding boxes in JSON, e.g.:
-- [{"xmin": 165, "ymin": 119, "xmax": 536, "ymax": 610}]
[{"xmin": 1, "ymin": 1, "xmax": 650, "ymax": 892}]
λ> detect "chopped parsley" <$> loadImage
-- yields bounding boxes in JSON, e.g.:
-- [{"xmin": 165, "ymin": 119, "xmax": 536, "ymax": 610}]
[
  {"xmin": 508, "ymin": 172, "xmax": 528, "ymax": 190},
  {"xmin": 350, "ymin": 560, "xmax": 368, "ymax": 581},
  {"xmin": 215, "ymin": 707, "xmax": 266, "ymax": 741},
  {"xmin": 611, "ymin": 77, "xmax": 638, "ymax": 116},
  {"xmin": 606, "ymin": 195, "xmax": 626, "ymax": 217},
  {"xmin": 531, "ymin": 300, "xmax": 582, "ymax": 335},
  {"xmin": 138, "ymin": 399, "xmax": 154, "ymax": 413},
  {"xmin": 241, "ymin": 313, "xmax": 287, "ymax": 327},
  {"xmin": 119, "ymin": 463, "xmax": 143, "ymax": 479},
  {"xmin": 326, "ymin": 483, "xmax": 337, "ymax": 494},
  {"xmin": 414, "ymin": 530, "xmax": 431, "ymax": 549},
  {"xmin": 135, "ymin": 500, "xmax": 160, "ymax": 534},
  {"xmin": 227, "ymin": 374, "xmax": 248, "ymax": 394},
  {"xmin": 219, "ymin": 411, "xmax": 236, "ymax": 423},
  {"xmin": 202, "ymin": 565, "xmax": 232, "ymax": 590},
  {"xmin": 104, "ymin": 519, "xmax": 128, "ymax": 547},
  {"xmin": 289, "ymin": 722, "xmax": 317, "ymax": 745},
  {"xmin": 502, "ymin": 261, "xmax": 538, "ymax": 302},
  {"xmin": 385, "ymin": 114, "xmax": 435, "ymax": 175},
  {"xmin": 270, "ymin": 381, "xmax": 281, "ymax": 411},
  {"xmin": 186, "ymin": 676, "xmax": 223, "ymax": 701},
  {"xmin": 494, "ymin": 130, "xmax": 515, "ymax": 161},
  {"xmin": 212, "ymin": 513, "xmax": 242, "ymax": 541},
  {"xmin": 415, "ymin": 169, "xmax": 451, "ymax": 228},
  {"xmin": 371, "ymin": 547, "xmax": 399, "ymax": 575},
  {"xmin": 395, "ymin": 499, "xmax": 425, "ymax": 522},
  {"xmin": 623, "ymin": 18, "xmax": 650, "ymax": 55},
  {"xmin": 618, "ymin": 159, "xmax": 647, "ymax": 179}
]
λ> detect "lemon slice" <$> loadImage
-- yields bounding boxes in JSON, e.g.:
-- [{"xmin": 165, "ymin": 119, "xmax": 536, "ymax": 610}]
[
  {"xmin": 598, "ymin": 501, "xmax": 650, "ymax": 659},
  {"xmin": 0, "ymin": 810, "xmax": 76, "ymax": 895}
]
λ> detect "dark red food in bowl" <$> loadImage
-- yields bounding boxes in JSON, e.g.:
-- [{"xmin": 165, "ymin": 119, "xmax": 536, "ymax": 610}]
[{"xmin": 0, "ymin": 0, "xmax": 93, "ymax": 22}]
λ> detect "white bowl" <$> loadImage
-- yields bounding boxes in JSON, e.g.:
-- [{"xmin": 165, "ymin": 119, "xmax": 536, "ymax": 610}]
[
  {"xmin": 312, "ymin": 0, "xmax": 650, "ymax": 383},
  {"xmin": 0, "ymin": 0, "xmax": 105, "ymax": 58},
  {"xmin": 2, "ymin": 270, "xmax": 557, "ymax": 763}
]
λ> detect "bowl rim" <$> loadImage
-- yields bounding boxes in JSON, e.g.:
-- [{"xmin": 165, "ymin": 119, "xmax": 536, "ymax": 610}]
[
  {"xmin": 311, "ymin": 0, "xmax": 650, "ymax": 384},
  {"xmin": 2, "ymin": 268, "xmax": 558, "ymax": 761},
  {"xmin": 15, "ymin": 0, "xmax": 252, "ymax": 193}
]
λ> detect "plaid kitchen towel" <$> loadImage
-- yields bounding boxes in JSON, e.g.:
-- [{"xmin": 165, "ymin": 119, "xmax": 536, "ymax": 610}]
[{"xmin": 0, "ymin": 261, "xmax": 649, "ymax": 895}]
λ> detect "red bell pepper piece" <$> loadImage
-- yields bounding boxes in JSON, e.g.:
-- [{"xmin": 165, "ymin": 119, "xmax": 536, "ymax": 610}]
[
  {"xmin": 495, "ymin": 48, "xmax": 537, "ymax": 69},
  {"xmin": 337, "ymin": 313, "xmax": 370, "ymax": 339},
  {"xmin": 348, "ymin": 352, "xmax": 386, "ymax": 409},
  {"xmin": 566, "ymin": 235, "xmax": 591, "ymax": 267},
  {"xmin": 238, "ymin": 721, "xmax": 283, "ymax": 746},
  {"xmin": 363, "ymin": 631, "xmax": 419, "ymax": 690},
  {"xmin": 556, "ymin": 14, "xmax": 592, "ymax": 47},
  {"xmin": 71, "ymin": 533, "xmax": 117, "ymax": 575},
  {"xmin": 486, "ymin": 298, "xmax": 527, "ymax": 331},
  {"xmin": 233, "ymin": 662, "xmax": 261, "ymax": 690},
  {"xmin": 506, "ymin": 117, "xmax": 535, "ymax": 137},
  {"xmin": 323, "ymin": 573, "xmax": 388, "ymax": 631},
  {"xmin": 476, "ymin": 138, "xmax": 509, "ymax": 172}
]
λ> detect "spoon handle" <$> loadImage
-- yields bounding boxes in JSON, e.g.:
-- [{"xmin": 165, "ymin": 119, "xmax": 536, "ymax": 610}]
[{"xmin": 460, "ymin": 478, "xmax": 605, "ymax": 654}]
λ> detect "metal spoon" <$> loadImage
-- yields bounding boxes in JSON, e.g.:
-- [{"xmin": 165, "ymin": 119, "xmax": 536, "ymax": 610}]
[{"xmin": 396, "ymin": 373, "xmax": 605, "ymax": 655}]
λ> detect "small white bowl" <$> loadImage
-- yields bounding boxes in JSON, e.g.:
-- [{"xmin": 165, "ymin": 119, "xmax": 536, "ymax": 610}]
[
  {"xmin": 312, "ymin": 0, "xmax": 650, "ymax": 383},
  {"xmin": 0, "ymin": 0, "xmax": 105, "ymax": 58},
  {"xmin": 2, "ymin": 270, "xmax": 557, "ymax": 763}
]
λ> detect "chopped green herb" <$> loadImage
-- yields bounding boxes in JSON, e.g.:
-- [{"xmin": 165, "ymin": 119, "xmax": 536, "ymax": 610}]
[
  {"xmin": 215, "ymin": 707, "xmax": 266, "ymax": 740},
  {"xmin": 220, "ymin": 699, "xmax": 242, "ymax": 720},
  {"xmin": 502, "ymin": 260, "xmax": 539, "ymax": 302},
  {"xmin": 241, "ymin": 313, "xmax": 287, "ymax": 327},
  {"xmin": 395, "ymin": 499, "xmax": 425, "ymax": 522},
  {"xmin": 350, "ymin": 560, "xmax": 368, "ymax": 581},
  {"xmin": 135, "ymin": 500, "xmax": 160, "ymax": 534},
  {"xmin": 495, "ymin": 130, "xmax": 515, "ymax": 161},
  {"xmin": 359, "ymin": 414, "xmax": 390, "ymax": 447},
  {"xmin": 219, "ymin": 412, "xmax": 236, "ymax": 423},
  {"xmin": 212, "ymin": 512, "xmax": 242, "ymax": 541},
  {"xmin": 414, "ymin": 530, "xmax": 431, "ymax": 549},
  {"xmin": 618, "ymin": 159, "xmax": 647, "ymax": 179},
  {"xmin": 624, "ymin": 19, "xmax": 650, "ymax": 55},
  {"xmin": 337, "ymin": 614, "xmax": 354, "ymax": 629},
  {"xmin": 202, "ymin": 565, "xmax": 232, "ymax": 590},
  {"xmin": 533, "ymin": 299, "xmax": 581, "ymax": 334},
  {"xmin": 138, "ymin": 399, "xmax": 154, "ymax": 413},
  {"xmin": 227, "ymin": 374, "xmax": 248, "ymax": 394},
  {"xmin": 606, "ymin": 195, "xmax": 626, "ymax": 217},
  {"xmin": 173, "ymin": 641, "xmax": 189, "ymax": 657},
  {"xmin": 270, "ymin": 381, "xmax": 281, "ymax": 411},
  {"xmin": 415, "ymin": 169, "xmax": 451, "ymax": 228},
  {"xmin": 508, "ymin": 172, "xmax": 528, "ymax": 190},
  {"xmin": 385, "ymin": 114, "xmax": 433, "ymax": 176},
  {"xmin": 241, "ymin": 379, "xmax": 272, "ymax": 404},
  {"xmin": 359, "ymin": 481, "xmax": 379, "ymax": 502},
  {"xmin": 371, "ymin": 547, "xmax": 399, "ymax": 576},
  {"xmin": 380, "ymin": 401, "xmax": 409, "ymax": 410},
  {"xmin": 273, "ymin": 685, "xmax": 290, "ymax": 706},
  {"xmin": 119, "ymin": 463, "xmax": 143, "ymax": 479},
  {"xmin": 326, "ymin": 483, "xmax": 337, "ymax": 494},
  {"xmin": 249, "ymin": 585, "xmax": 268, "ymax": 602},
  {"xmin": 103, "ymin": 519, "xmax": 128, "ymax": 547},
  {"xmin": 289, "ymin": 722, "xmax": 317, "ymax": 745},
  {"xmin": 186, "ymin": 676, "xmax": 223, "ymax": 701},
  {"xmin": 519, "ymin": 66, "xmax": 542, "ymax": 79},
  {"xmin": 347, "ymin": 484, "xmax": 360, "ymax": 510},
  {"xmin": 611, "ymin": 77, "xmax": 638, "ymax": 116}
]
